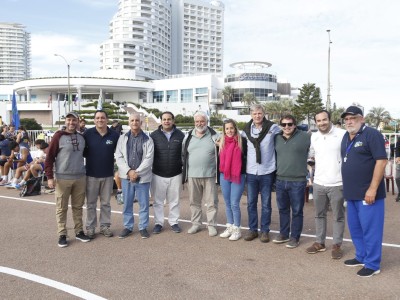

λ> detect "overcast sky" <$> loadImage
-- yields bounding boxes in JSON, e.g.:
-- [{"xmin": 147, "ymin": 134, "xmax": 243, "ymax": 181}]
[{"xmin": 1, "ymin": 0, "xmax": 399, "ymax": 117}]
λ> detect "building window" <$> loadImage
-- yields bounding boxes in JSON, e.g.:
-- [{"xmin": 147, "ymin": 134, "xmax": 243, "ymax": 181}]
[
  {"xmin": 180, "ymin": 89, "xmax": 193, "ymax": 103},
  {"xmin": 153, "ymin": 91, "xmax": 163, "ymax": 103},
  {"xmin": 195, "ymin": 87, "xmax": 208, "ymax": 94},
  {"xmin": 166, "ymin": 90, "xmax": 178, "ymax": 103}
]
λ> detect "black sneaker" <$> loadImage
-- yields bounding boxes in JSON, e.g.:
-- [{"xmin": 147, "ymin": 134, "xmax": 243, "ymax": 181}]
[
  {"xmin": 140, "ymin": 229, "xmax": 150, "ymax": 239},
  {"xmin": 344, "ymin": 258, "xmax": 364, "ymax": 267},
  {"xmin": 75, "ymin": 231, "xmax": 90, "ymax": 242},
  {"xmin": 153, "ymin": 224, "xmax": 162, "ymax": 234},
  {"xmin": 357, "ymin": 267, "xmax": 380, "ymax": 277},
  {"xmin": 58, "ymin": 235, "xmax": 68, "ymax": 248},
  {"xmin": 171, "ymin": 224, "xmax": 181, "ymax": 233},
  {"xmin": 118, "ymin": 228, "xmax": 132, "ymax": 239}
]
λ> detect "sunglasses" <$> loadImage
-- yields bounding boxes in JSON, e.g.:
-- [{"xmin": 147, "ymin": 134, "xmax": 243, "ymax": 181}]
[{"xmin": 280, "ymin": 123, "xmax": 293, "ymax": 127}]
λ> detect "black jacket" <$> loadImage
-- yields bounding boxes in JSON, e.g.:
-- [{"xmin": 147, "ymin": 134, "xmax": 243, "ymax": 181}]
[{"xmin": 150, "ymin": 125, "xmax": 185, "ymax": 178}]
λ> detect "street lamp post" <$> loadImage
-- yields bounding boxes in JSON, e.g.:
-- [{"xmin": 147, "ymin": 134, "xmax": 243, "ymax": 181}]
[
  {"xmin": 54, "ymin": 54, "xmax": 82, "ymax": 113},
  {"xmin": 326, "ymin": 29, "xmax": 332, "ymax": 111}
]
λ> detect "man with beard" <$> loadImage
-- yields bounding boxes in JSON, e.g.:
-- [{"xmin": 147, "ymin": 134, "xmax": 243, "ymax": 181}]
[
  {"xmin": 45, "ymin": 111, "xmax": 90, "ymax": 248},
  {"xmin": 340, "ymin": 106, "xmax": 386, "ymax": 277},
  {"xmin": 305, "ymin": 110, "xmax": 346, "ymax": 258},
  {"xmin": 182, "ymin": 111, "xmax": 219, "ymax": 236}
]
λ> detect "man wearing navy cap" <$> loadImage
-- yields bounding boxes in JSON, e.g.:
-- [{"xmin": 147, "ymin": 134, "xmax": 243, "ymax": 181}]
[{"xmin": 340, "ymin": 105, "xmax": 387, "ymax": 277}]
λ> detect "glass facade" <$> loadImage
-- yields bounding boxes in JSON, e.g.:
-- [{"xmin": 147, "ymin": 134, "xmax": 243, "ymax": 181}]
[
  {"xmin": 153, "ymin": 91, "xmax": 163, "ymax": 103},
  {"xmin": 181, "ymin": 89, "xmax": 193, "ymax": 103},
  {"xmin": 166, "ymin": 90, "xmax": 178, "ymax": 103}
]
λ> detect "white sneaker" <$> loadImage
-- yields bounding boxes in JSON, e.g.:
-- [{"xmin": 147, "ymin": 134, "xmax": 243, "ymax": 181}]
[
  {"xmin": 309, "ymin": 193, "xmax": 313, "ymax": 200},
  {"xmin": 219, "ymin": 224, "xmax": 232, "ymax": 238},
  {"xmin": 229, "ymin": 226, "xmax": 242, "ymax": 241},
  {"xmin": 187, "ymin": 225, "xmax": 200, "ymax": 234},
  {"xmin": 208, "ymin": 226, "xmax": 217, "ymax": 237}
]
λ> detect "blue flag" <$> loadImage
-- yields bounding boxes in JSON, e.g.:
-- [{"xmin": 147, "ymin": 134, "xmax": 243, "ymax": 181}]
[{"xmin": 11, "ymin": 91, "xmax": 20, "ymax": 129}]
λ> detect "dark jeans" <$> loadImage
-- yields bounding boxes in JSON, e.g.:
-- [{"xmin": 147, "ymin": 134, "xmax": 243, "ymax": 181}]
[
  {"xmin": 275, "ymin": 179, "xmax": 306, "ymax": 240},
  {"xmin": 246, "ymin": 173, "xmax": 275, "ymax": 232}
]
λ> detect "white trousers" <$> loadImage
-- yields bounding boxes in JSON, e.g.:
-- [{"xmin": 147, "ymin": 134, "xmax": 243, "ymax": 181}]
[{"xmin": 151, "ymin": 173, "xmax": 182, "ymax": 226}]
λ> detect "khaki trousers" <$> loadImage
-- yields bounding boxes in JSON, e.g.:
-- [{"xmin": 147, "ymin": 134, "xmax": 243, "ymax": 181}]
[
  {"xmin": 55, "ymin": 176, "xmax": 86, "ymax": 236},
  {"xmin": 188, "ymin": 177, "xmax": 218, "ymax": 226}
]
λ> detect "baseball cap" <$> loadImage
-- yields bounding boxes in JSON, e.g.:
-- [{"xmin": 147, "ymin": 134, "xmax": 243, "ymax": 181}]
[
  {"xmin": 66, "ymin": 111, "xmax": 79, "ymax": 119},
  {"xmin": 340, "ymin": 106, "xmax": 363, "ymax": 118}
]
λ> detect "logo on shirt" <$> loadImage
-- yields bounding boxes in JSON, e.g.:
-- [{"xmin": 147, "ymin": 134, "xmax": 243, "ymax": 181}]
[
  {"xmin": 354, "ymin": 141, "xmax": 363, "ymax": 147},
  {"xmin": 106, "ymin": 140, "xmax": 114, "ymax": 145}
]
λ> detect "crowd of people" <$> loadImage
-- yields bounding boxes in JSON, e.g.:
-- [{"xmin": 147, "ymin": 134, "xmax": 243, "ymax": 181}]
[{"xmin": 0, "ymin": 104, "xmax": 389, "ymax": 278}]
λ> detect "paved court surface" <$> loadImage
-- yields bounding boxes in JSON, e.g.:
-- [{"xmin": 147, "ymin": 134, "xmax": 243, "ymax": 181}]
[{"xmin": 0, "ymin": 185, "xmax": 399, "ymax": 299}]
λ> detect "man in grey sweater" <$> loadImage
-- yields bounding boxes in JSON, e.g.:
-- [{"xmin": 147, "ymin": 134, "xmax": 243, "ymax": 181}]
[
  {"xmin": 45, "ymin": 111, "xmax": 90, "ymax": 248},
  {"xmin": 272, "ymin": 114, "xmax": 310, "ymax": 249}
]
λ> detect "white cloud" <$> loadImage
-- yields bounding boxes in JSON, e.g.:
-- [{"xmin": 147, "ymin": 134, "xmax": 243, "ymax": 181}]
[{"xmin": 31, "ymin": 33, "xmax": 100, "ymax": 77}]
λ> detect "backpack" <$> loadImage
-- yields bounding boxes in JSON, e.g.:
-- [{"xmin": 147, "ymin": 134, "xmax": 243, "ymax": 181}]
[{"xmin": 20, "ymin": 177, "xmax": 42, "ymax": 197}]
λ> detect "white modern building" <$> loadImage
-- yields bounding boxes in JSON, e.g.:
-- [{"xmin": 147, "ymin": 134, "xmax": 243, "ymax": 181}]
[
  {"xmin": 100, "ymin": 0, "xmax": 172, "ymax": 80},
  {"xmin": 224, "ymin": 61, "xmax": 278, "ymax": 109},
  {"xmin": 100, "ymin": 0, "xmax": 224, "ymax": 80},
  {"xmin": 0, "ymin": 23, "xmax": 31, "ymax": 85},
  {"xmin": 171, "ymin": 0, "xmax": 224, "ymax": 75}
]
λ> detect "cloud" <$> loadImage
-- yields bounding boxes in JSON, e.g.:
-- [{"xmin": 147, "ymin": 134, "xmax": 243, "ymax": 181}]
[{"xmin": 31, "ymin": 33, "xmax": 100, "ymax": 77}]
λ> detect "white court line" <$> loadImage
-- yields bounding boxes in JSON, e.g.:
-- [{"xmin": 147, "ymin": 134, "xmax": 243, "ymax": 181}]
[
  {"xmin": 0, "ymin": 266, "xmax": 107, "ymax": 300},
  {"xmin": 1, "ymin": 195, "xmax": 400, "ymax": 248}
]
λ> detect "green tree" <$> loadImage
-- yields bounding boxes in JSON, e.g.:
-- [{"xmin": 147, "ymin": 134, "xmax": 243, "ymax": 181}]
[
  {"xmin": 330, "ymin": 103, "xmax": 345, "ymax": 125},
  {"xmin": 293, "ymin": 83, "xmax": 324, "ymax": 127},
  {"xmin": 241, "ymin": 92, "xmax": 258, "ymax": 113},
  {"xmin": 365, "ymin": 106, "xmax": 391, "ymax": 128},
  {"xmin": 20, "ymin": 118, "xmax": 43, "ymax": 130},
  {"xmin": 221, "ymin": 85, "xmax": 235, "ymax": 109}
]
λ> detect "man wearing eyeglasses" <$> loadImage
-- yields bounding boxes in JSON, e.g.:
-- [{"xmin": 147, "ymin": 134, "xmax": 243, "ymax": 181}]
[
  {"xmin": 273, "ymin": 114, "xmax": 310, "ymax": 249},
  {"xmin": 305, "ymin": 110, "xmax": 346, "ymax": 259},
  {"xmin": 242, "ymin": 104, "xmax": 280, "ymax": 243},
  {"xmin": 45, "ymin": 111, "xmax": 90, "ymax": 248},
  {"xmin": 340, "ymin": 106, "xmax": 386, "ymax": 277}
]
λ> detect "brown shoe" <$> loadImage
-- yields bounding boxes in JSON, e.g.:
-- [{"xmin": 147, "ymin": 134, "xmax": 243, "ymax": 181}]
[
  {"xmin": 306, "ymin": 242, "xmax": 326, "ymax": 254},
  {"xmin": 244, "ymin": 230, "xmax": 258, "ymax": 241},
  {"xmin": 260, "ymin": 232, "xmax": 270, "ymax": 243},
  {"xmin": 331, "ymin": 244, "xmax": 343, "ymax": 259}
]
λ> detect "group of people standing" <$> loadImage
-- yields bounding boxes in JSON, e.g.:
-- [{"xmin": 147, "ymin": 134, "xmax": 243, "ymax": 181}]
[{"xmin": 42, "ymin": 103, "xmax": 386, "ymax": 278}]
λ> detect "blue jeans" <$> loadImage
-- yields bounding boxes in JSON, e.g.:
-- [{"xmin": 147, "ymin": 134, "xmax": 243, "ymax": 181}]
[
  {"xmin": 246, "ymin": 173, "xmax": 275, "ymax": 232},
  {"xmin": 121, "ymin": 179, "xmax": 150, "ymax": 231},
  {"xmin": 275, "ymin": 179, "xmax": 306, "ymax": 240},
  {"xmin": 220, "ymin": 173, "xmax": 245, "ymax": 227}
]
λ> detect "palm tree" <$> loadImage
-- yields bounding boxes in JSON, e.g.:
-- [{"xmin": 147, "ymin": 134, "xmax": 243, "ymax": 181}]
[
  {"xmin": 264, "ymin": 98, "xmax": 295, "ymax": 122},
  {"xmin": 366, "ymin": 106, "xmax": 391, "ymax": 128},
  {"xmin": 221, "ymin": 85, "xmax": 235, "ymax": 109},
  {"xmin": 241, "ymin": 92, "xmax": 258, "ymax": 113}
]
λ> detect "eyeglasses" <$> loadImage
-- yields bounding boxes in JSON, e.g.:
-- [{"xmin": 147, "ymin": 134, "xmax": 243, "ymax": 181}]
[{"xmin": 280, "ymin": 123, "xmax": 293, "ymax": 127}]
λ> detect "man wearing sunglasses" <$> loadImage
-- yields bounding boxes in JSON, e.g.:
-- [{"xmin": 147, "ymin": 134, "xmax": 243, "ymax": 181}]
[{"xmin": 273, "ymin": 115, "xmax": 310, "ymax": 249}]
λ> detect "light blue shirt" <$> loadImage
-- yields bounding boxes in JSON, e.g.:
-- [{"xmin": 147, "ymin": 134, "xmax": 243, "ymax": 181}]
[{"xmin": 245, "ymin": 122, "xmax": 280, "ymax": 175}]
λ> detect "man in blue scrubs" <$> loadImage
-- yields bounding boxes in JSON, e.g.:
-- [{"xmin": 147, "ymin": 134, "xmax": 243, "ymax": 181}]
[{"xmin": 340, "ymin": 106, "xmax": 387, "ymax": 277}]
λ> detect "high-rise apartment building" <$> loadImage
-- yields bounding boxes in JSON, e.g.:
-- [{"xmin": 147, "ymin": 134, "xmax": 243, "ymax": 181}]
[
  {"xmin": 100, "ymin": 0, "xmax": 224, "ymax": 80},
  {"xmin": 100, "ymin": 0, "xmax": 172, "ymax": 80},
  {"xmin": 0, "ymin": 23, "xmax": 31, "ymax": 85},
  {"xmin": 171, "ymin": 0, "xmax": 224, "ymax": 75}
]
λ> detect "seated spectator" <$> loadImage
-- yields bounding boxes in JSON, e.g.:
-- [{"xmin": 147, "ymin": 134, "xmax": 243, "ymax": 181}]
[
  {"xmin": 0, "ymin": 134, "xmax": 11, "ymax": 176},
  {"xmin": 11, "ymin": 141, "xmax": 49, "ymax": 189},
  {"xmin": 16, "ymin": 126, "xmax": 30, "ymax": 149},
  {"xmin": 0, "ymin": 141, "xmax": 33, "ymax": 185},
  {"xmin": 5, "ymin": 124, "xmax": 17, "ymax": 140}
]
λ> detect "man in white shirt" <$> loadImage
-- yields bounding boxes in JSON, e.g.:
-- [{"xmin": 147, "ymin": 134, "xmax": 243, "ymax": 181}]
[{"xmin": 306, "ymin": 110, "xmax": 346, "ymax": 259}]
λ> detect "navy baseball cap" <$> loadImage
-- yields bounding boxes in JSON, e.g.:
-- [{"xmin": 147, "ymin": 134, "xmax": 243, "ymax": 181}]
[{"xmin": 341, "ymin": 106, "xmax": 363, "ymax": 118}]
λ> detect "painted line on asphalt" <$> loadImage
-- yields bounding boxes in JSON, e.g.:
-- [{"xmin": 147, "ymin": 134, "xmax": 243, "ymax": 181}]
[
  {"xmin": 1, "ymin": 195, "xmax": 400, "ymax": 249},
  {"xmin": 0, "ymin": 266, "xmax": 107, "ymax": 300}
]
